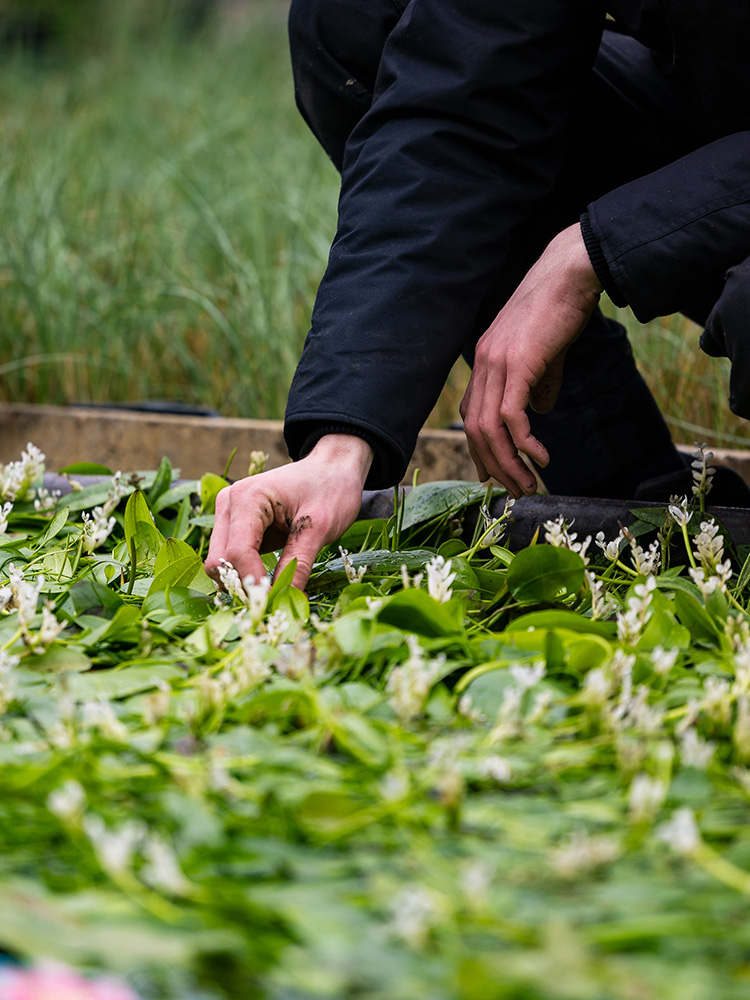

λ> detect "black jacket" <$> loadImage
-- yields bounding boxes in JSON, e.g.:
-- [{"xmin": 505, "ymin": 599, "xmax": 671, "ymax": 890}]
[{"xmin": 284, "ymin": 0, "xmax": 750, "ymax": 487}]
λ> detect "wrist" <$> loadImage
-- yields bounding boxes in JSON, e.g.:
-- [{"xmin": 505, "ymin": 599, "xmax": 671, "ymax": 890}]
[
  {"xmin": 550, "ymin": 223, "xmax": 604, "ymax": 300},
  {"xmin": 308, "ymin": 433, "xmax": 375, "ymax": 485}
]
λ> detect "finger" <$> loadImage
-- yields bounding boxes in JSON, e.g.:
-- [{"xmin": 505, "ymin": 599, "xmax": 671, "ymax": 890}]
[
  {"xmin": 463, "ymin": 363, "xmax": 534, "ymax": 497},
  {"xmin": 204, "ymin": 486, "xmax": 232, "ymax": 582},
  {"xmin": 500, "ymin": 378, "xmax": 550, "ymax": 470},
  {"xmin": 465, "ymin": 434, "xmax": 490, "ymax": 484},
  {"xmin": 222, "ymin": 487, "xmax": 278, "ymax": 586},
  {"xmin": 274, "ymin": 513, "xmax": 330, "ymax": 591}
]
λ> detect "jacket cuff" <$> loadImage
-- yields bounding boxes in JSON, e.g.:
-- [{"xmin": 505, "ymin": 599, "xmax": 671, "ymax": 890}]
[
  {"xmin": 580, "ymin": 212, "xmax": 627, "ymax": 308},
  {"xmin": 284, "ymin": 420, "xmax": 396, "ymax": 490}
]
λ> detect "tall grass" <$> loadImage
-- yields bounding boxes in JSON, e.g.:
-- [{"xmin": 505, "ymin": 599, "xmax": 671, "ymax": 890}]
[
  {"xmin": 0, "ymin": 2, "xmax": 339, "ymax": 419},
  {"xmin": 0, "ymin": 2, "xmax": 746, "ymax": 450}
]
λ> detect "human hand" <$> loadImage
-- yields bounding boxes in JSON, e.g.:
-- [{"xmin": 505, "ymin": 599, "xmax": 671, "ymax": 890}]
[
  {"xmin": 204, "ymin": 434, "xmax": 374, "ymax": 592},
  {"xmin": 459, "ymin": 223, "xmax": 603, "ymax": 497}
]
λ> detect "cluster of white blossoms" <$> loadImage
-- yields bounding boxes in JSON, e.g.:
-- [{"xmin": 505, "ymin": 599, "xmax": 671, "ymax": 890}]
[
  {"xmin": 691, "ymin": 442, "xmax": 716, "ymax": 501},
  {"xmin": 48, "ymin": 780, "xmax": 191, "ymax": 895},
  {"xmin": 0, "ymin": 442, "xmax": 45, "ymax": 502},
  {"xmin": 81, "ymin": 696, "xmax": 130, "ymax": 743},
  {"xmin": 216, "ymin": 559, "xmax": 271, "ymax": 624},
  {"xmin": 616, "ymin": 575, "xmax": 657, "ymax": 645},
  {"xmin": 339, "ymin": 547, "xmax": 367, "ymax": 584},
  {"xmin": 657, "ymin": 807, "xmax": 702, "ymax": 856},
  {"xmin": 689, "ymin": 518, "xmax": 732, "ymax": 596},
  {"xmin": 667, "ymin": 494, "xmax": 692, "ymax": 528},
  {"xmin": 628, "ymin": 772, "xmax": 668, "ymax": 823},
  {"xmin": 544, "ymin": 516, "xmax": 591, "ymax": 562},
  {"xmin": 549, "ymin": 829, "xmax": 621, "ymax": 879},
  {"xmin": 0, "ymin": 501, "xmax": 13, "ymax": 536},
  {"xmin": 595, "ymin": 526, "xmax": 660, "ymax": 575},
  {"xmin": 81, "ymin": 472, "xmax": 126, "ymax": 554},
  {"xmin": 0, "ymin": 563, "xmax": 63, "ymax": 650},
  {"xmin": 425, "ymin": 554, "xmax": 456, "ymax": 603},
  {"xmin": 387, "ymin": 634, "xmax": 444, "ymax": 721},
  {"xmin": 488, "ymin": 661, "xmax": 550, "ymax": 744},
  {"xmin": 476, "ymin": 496, "xmax": 515, "ymax": 548},
  {"xmin": 584, "ymin": 569, "xmax": 617, "ymax": 620},
  {"xmin": 388, "ymin": 884, "xmax": 444, "ymax": 948}
]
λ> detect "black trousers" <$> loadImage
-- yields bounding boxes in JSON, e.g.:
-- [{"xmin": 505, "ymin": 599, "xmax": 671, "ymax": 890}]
[{"xmin": 288, "ymin": 0, "xmax": 746, "ymax": 497}]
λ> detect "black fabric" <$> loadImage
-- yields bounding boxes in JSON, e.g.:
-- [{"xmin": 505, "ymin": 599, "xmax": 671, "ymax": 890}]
[
  {"xmin": 284, "ymin": 0, "xmax": 750, "ymax": 495},
  {"xmin": 701, "ymin": 255, "xmax": 750, "ymax": 420}
]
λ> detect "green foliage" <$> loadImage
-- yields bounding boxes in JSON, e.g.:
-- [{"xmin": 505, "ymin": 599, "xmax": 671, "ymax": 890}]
[{"xmin": 3, "ymin": 462, "xmax": 750, "ymax": 998}]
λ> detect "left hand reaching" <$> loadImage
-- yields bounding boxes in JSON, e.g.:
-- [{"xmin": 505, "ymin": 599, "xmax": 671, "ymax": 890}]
[{"xmin": 459, "ymin": 223, "xmax": 603, "ymax": 497}]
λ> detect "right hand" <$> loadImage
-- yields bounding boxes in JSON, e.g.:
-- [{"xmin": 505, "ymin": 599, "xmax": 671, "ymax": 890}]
[{"xmin": 204, "ymin": 434, "xmax": 374, "ymax": 592}]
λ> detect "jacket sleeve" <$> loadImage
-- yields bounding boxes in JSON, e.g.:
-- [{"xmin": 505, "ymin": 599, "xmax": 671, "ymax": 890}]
[
  {"xmin": 581, "ymin": 132, "xmax": 750, "ymax": 324},
  {"xmin": 284, "ymin": 0, "xmax": 603, "ymax": 489}
]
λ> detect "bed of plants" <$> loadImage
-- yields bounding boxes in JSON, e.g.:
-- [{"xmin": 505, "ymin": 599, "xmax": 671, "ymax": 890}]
[{"xmin": 1, "ymin": 442, "xmax": 750, "ymax": 1000}]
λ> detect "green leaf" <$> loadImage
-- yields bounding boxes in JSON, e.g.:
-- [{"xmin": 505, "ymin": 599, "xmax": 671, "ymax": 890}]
[
  {"xmin": 506, "ymin": 545, "xmax": 585, "ymax": 603},
  {"xmin": 123, "ymin": 489, "xmax": 164, "ymax": 569},
  {"xmin": 199, "ymin": 472, "xmax": 229, "ymax": 514},
  {"xmin": 401, "ymin": 480, "xmax": 502, "ymax": 531},
  {"xmin": 33, "ymin": 507, "xmax": 70, "ymax": 549},
  {"xmin": 57, "ymin": 462, "xmax": 114, "ymax": 475},
  {"xmin": 25, "ymin": 644, "xmax": 91, "ymax": 673},
  {"xmin": 673, "ymin": 589, "xmax": 722, "ymax": 644},
  {"xmin": 376, "ymin": 587, "xmax": 464, "ymax": 636},
  {"xmin": 507, "ymin": 610, "xmax": 615, "ymax": 637},
  {"xmin": 146, "ymin": 455, "xmax": 173, "ymax": 508},
  {"xmin": 147, "ymin": 537, "xmax": 213, "ymax": 596}
]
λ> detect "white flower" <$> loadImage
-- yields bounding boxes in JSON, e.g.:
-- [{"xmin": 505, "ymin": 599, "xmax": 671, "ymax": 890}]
[
  {"xmin": 691, "ymin": 443, "xmax": 715, "ymax": 500},
  {"xmin": 274, "ymin": 634, "xmax": 313, "ymax": 680},
  {"xmin": 582, "ymin": 667, "xmax": 612, "ymax": 705},
  {"xmin": 0, "ymin": 442, "xmax": 45, "ymax": 501},
  {"xmin": 33, "ymin": 487, "xmax": 59, "ymax": 512},
  {"xmin": 339, "ymin": 547, "xmax": 367, "ymax": 585},
  {"xmin": 400, "ymin": 564, "xmax": 424, "ymax": 590},
  {"xmin": 667, "ymin": 495, "xmax": 692, "ymax": 527},
  {"xmin": 651, "ymin": 646, "xmax": 679, "ymax": 676},
  {"xmin": 37, "ymin": 603, "xmax": 64, "ymax": 650},
  {"xmin": 387, "ymin": 635, "xmax": 443, "ymax": 721},
  {"xmin": 657, "ymin": 807, "xmax": 701, "ymax": 855},
  {"xmin": 544, "ymin": 516, "xmax": 591, "ymax": 561},
  {"xmin": 479, "ymin": 755, "xmax": 512, "ymax": 783},
  {"xmin": 141, "ymin": 834, "xmax": 190, "ymax": 895},
  {"xmin": 701, "ymin": 676, "xmax": 732, "ymax": 724},
  {"xmin": 680, "ymin": 728, "xmax": 715, "ymax": 769},
  {"xmin": 389, "ymin": 885, "xmax": 442, "ymax": 948},
  {"xmin": 595, "ymin": 529, "xmax": 624, "ymax": 562},
  {"xmin": 628, "ymin": 773, "xmax": 667, "ymax": 822},
  {"xmin": 83, "ymin": 815, "xmax": 145, "ymax": 875},
  {"xmin": 82, "ymin": 508, "xmax": 116, "ymax": 553},
  {"xmin": 585, "ymin": 570, "xmax": 616, "ymax": 620},
  {"xmin": 509, "ymin": 660, "xmax": 546, "ymax": 691},
  {"xmin": 550, "ymin": 830, "xmax": 621, "ymax": 878},
  {"xmin": 81, "ymin": 697, "xmax": 129, "ymax": 743},
  {"xmin": 459, "ymin": 859, "xmax": 494, "ymax": 908},
  {"xmin": 629, "ymin": 539, "xmax": 661, "ymax": 576},
  {"xmin": 616, "ymin": 576, "xmax": 656, "ymax": 644},
  {"xmin": 47, "ymin": 780, "xmax": 86, "ymax": 823},
  {"xmin": 425, "ymin": 555, "xmax": 456, "ymax": 603},
  {"xmin": 263, "ymin": 609, "xmax": 289, "ymax": 646},
  {"xmin": 216, "ymin": 558, "xmax": 249, "ymax": 605},
  {"xmin": 247, "ymin": 450, "xmax": 269, "ymax": 476},
  {"xmin": 0, "ymin": 501, "xmax": 13, "ymax": 535},
  {"xmin": 477, "ymin": 497, "xmax": 514, "ymax": 547}
]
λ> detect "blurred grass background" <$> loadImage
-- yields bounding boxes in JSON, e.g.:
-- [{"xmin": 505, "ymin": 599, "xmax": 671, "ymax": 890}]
[{"xmin": 0, "ymin": 0, "xmax": 746, "ymax": 448}]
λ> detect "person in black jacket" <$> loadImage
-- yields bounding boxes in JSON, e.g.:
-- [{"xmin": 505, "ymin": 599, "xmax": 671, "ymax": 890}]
[{"xmin": 206, "ymin": 0, "xmax": 750, "ymax": 590}]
